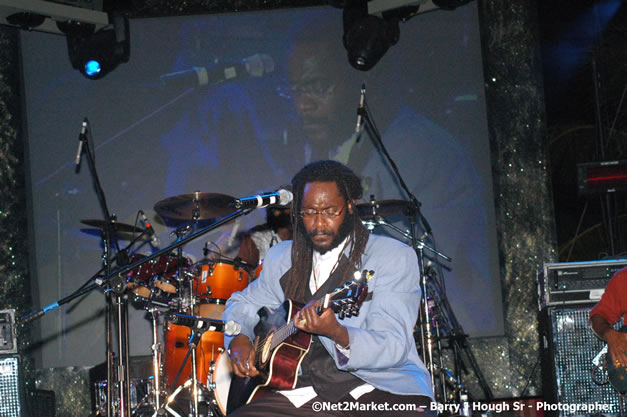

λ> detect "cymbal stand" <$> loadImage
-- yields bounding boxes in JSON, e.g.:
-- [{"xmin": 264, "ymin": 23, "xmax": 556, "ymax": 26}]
[
  {"xmin": 426, "ymin": 270, "xmax": 494, "ymax": 400},
  {"xmin": 407, "ymin": 205, "xmax": 438, "ymax": 390},
  {"xmin": 362, "ymin": 211, "xmax": 449, "ymax": 386},
  {"xmin": 191, "ymin": 331, "xmax": 201, "ymax": 417},
  {"xmin": 102, "ymin": 227, "xmax": 114, "ymax": 417},
  {"xmin": 357, "ymin": 88, "xmax": 452, "ymax": 397},
  {"xmin": 368, "ymin": 211, "xmax": 493, "ymax": 400},
  {"xmin": 427, "ymin": 296, "xmax": 448, "ymax": 401},
  {"xmin": 160, "ymin": 197, "xmax": 211, "ymax": 417},
  {"xmin": 359, "ymin": 84, "xmax": 494, "ymax": 401},
  {"xmin": 148, "ymin": 306, "xmax": 162, "ymax": 413},
  {"xmin": 362, "ymin": 215, "xmax": 450, "ymax": 263}
]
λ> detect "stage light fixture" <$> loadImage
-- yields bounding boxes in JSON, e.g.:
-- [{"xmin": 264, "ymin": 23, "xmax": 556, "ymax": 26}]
[
  {"xmin": 432, "ymin": 0, "xmax": 474, "ymax": 11},
  {"xmin": 5, "ymin": 12, "xmax": 46, "ymax": 30},
  {"xmin": 63, "ymin": 15, "xmax": 130, "ymax": 80},
  {"xmin": 343, "ymin": 0, "xmax": 401, "ymax": 71}
]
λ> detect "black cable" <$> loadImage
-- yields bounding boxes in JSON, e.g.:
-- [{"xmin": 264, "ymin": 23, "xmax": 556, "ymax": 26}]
[{"xmin": 520, "ymin": 351, "xmax": 542, "ymax": 398}]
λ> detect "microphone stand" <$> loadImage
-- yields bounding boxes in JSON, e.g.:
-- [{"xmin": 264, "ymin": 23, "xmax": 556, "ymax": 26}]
[
  {"xmin": 79, "ymin": 123, "xmax": 131, "ymax": 417},
  {"xmin": 358, "ymin": 87, "xmax": 448, "ymax": 384},
  {"xmin": 359, "ymin": 91, "xmax": 493, "ymax": 400}
]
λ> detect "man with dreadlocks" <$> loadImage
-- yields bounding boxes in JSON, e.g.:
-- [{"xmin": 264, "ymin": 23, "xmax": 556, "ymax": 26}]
[{"xmin": 223, "ymin": 160, "xmax": 434, "ymax": 416}]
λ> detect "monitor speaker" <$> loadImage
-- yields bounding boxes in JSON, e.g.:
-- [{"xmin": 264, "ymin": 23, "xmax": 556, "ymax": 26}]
[
  {"xmin": 540, "ymin": 305, "xmax": 623, "ymax": 417},
  {"xmin": 0, "ymin": 354, "xmax": 26, "ymax": 417}
]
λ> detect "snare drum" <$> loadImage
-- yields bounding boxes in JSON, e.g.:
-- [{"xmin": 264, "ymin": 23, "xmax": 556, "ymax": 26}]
[
  {"xmin": 163, "ymin": 319, "xmax": 224, "ymax": 388},
  {"xmin": 195, "ymin": 259, "xmax": 249, "ymax": 301}
]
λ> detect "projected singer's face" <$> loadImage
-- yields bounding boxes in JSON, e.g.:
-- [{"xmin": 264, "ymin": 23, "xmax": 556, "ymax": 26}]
[{"xmin": 288, "ymin": 42, "xmax": 354, "ymax": 146}]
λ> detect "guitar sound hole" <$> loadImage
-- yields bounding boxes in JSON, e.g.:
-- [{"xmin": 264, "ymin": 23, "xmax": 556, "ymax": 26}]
[{"xmin": 261, "ymin": 334, "xmax": 273, "ymax": 364}]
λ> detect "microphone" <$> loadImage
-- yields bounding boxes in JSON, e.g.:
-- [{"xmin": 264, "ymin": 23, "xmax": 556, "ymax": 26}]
[
  {"xmin": 167, "ymin": 313, "xmax": 241, "ymax": 336},
  {"xmin": 75, "ymin": 118, "xmax": 88, "ymax": 167},
  {"xmin": 234, "ymin": 189, "xmax": 293, "ymax": 209},
  {"xmin": 160, "ymin": 53, "xmax": 275, "ymax": 89},
  {"xmin": 139, "ymin": 210, "xmax": 160, "ymax": 247},
  {"xmin": 355, "ymin": 84, "xmax": 366, "ymax": 135}
]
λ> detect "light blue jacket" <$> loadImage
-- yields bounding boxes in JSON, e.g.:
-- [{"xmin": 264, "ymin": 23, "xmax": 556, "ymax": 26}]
[{"xmin": 223, "ymin": 233, "xmax": 434, "ymax": 398}]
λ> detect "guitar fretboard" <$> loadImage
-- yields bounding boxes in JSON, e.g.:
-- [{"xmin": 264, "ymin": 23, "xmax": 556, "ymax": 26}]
[{"xmin": 271, "ymin": 319, "xmax": 298, "ymax": 350}]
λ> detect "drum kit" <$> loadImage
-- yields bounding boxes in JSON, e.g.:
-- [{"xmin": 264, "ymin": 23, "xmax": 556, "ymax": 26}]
[
  {"xmin": 82, "ymin": 192, "xmax": 428, "ymax": 417},
  {"xmin": 85, "ymin": 192, "xmax": 254, "ymax": 417}
]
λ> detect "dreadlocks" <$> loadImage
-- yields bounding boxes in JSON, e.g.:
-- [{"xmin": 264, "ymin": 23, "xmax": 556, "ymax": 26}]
[{"xmin": 285, "ymin": 160, "xmax": 370, "ymax": 302}]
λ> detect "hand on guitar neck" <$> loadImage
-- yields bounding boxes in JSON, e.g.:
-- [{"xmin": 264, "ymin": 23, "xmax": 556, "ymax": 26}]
[
  {"xmin": 293, "ymin": 299, "xmax": 349, "ymax": 348},
  {"xmin": 229, "ymin": 301, "xmax": 349, "ymax": 379}
]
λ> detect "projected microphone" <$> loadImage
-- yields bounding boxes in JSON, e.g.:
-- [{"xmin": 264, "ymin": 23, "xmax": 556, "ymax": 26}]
[
  {"xmin": 167, "ymin": 313, "xmax": 241, "ymax": 336},
  {"xmin": 355, "ymin": 84, "xmax": 366, "ymax": 134},
  {"xmin": 234, "ymin": 189, "xmax": 293, "ymax": 209},
  {"xmin": 75, "ymin": 118, "xmax": 88, "ymax": 166},
  {"xmin": 139, "ymin": 210, "xmax": 160, "ymax": 247},
  {"xmin": 160, "ymin": 53, "xmax": 275, "ymax": 89}
]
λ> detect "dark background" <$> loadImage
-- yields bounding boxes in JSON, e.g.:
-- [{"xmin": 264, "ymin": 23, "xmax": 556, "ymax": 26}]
[{"xmin": 540, "ymin": 0, "xmax": 627, "ymax": 261}]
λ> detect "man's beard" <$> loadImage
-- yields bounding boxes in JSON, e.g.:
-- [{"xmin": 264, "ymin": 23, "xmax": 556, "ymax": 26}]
[{"xmin": 304, "ymin": 214, "xmax": 352, "ymax": 255}]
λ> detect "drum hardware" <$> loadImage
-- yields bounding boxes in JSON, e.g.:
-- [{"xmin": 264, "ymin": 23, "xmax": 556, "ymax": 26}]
[
  {"xmin": 160, "ymin": 325, "xmax": 227, "ymax": 417},
  {"xmin": 94, "ymin": 377, "xmax": 156, "ymax": 417}
]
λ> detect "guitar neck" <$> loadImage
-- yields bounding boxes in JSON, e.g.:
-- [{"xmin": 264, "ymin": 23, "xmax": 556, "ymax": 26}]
[{"xmin": 269, "ymin": 296, "xmax": 327, "ymax": 350}]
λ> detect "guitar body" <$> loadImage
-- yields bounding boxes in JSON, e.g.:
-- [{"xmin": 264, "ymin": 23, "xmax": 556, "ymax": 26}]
[
  {"xmin": 607, "ymin": 324, "xmax": 627, "ymax": 395},
  {"xmin": 226, "ymin": 300, "xmax": 313, "ymax": 414}
]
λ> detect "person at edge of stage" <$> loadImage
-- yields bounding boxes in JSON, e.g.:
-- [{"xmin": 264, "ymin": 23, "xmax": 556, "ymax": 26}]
[
  {"xmin": 222, "ymin": 160, "xmax": 434, "ymax": 416},
  {"xmin": 236, "ymin": 187, "xmax": 293, "ymax": 279},
  {"xmin": 589, "ymin": 266, "xmax": 627, "ymax": 370}
]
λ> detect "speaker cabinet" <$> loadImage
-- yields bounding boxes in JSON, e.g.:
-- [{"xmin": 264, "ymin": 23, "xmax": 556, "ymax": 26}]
[
  {"xmin": 0, "ymin": 354, "xmax": 25, "ymax": 417},
  {"xmin": 29, "ymin": 389, "xmax": 55, "ymax": 417},
  {"xmin": 540, "ymin": 305, "xmax": 623, "ymax": 417}
]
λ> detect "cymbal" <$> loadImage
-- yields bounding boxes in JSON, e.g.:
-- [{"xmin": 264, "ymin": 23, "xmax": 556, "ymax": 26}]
[
  {"xmin": 154, "ymin": 192, "xmax": 236, "ymax": 221},
  {"xmin": 356, "ymin": 199, "xmax": 411, "ymax": 220},
  {"xmin": 81, "ymin": 219, "xmax": 146, "ymax": 234}
]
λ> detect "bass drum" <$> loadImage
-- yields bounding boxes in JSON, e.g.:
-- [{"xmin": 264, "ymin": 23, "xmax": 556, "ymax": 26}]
[
  {"xmin": 208, "ymin": 352, "xmax": 233, "ymax": 417},
  {"xmin": 163, "ymin": 319, "xmax": 224, "ymax": 389}
]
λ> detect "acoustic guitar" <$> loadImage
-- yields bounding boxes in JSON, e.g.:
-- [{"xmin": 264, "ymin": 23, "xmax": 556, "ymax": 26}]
[{"xmin": 226, "ymin": 271, "xmax": 372, "ymax": 414}]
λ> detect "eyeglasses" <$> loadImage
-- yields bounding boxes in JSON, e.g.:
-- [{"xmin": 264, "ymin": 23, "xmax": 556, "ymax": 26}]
[
  {"xmin": 276, "ymin": 78, "xmax": 336, "ymax": 100},
  {"xmin": 299, "ymin": 202, "xmax": 347, "ymax": 219}
]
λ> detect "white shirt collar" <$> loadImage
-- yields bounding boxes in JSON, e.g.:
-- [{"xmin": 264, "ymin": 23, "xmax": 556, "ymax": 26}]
[{"xmin": 310, "ymin": 236, "xmax": 349, "ymax": 293}]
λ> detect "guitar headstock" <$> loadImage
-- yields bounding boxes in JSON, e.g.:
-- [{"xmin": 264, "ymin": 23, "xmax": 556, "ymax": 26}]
[{"xmin": 321, "ymin": 270, "xmax": 372, "ymax": 320}]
